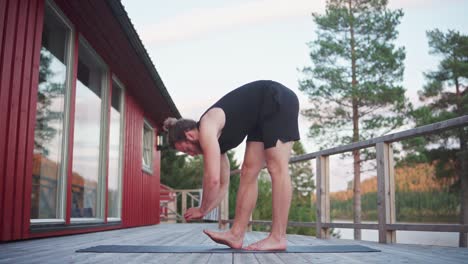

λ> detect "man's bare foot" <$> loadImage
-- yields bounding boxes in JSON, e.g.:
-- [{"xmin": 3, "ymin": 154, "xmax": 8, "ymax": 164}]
[
  {"xmin": 243, "ymin": 235, "xmax": 287, "ymax": 251},
  {"xmin": 203, "ymin": 229, "xmax": 244, "ymax": 249}
]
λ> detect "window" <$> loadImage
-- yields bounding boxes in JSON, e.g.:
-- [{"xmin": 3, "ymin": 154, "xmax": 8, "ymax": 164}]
[
  {"xmin": 142, "ymin": 121, "xmax": 154, "ymax": 173},
  {"xmin": 71, "ymin": 37, "xmax": 108, "ymax": 220},
  {"xmin": 30, "ymin": 1, "xmax": 73, "ymax": 222},
  {"xmin": 107, "ymin": 77, "xmax": 124, "ymax": 220}
]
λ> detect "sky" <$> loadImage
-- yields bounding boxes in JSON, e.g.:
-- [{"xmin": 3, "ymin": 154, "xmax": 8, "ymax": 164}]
[{"xmin": 121, "ymin": 0, "xmax": 468, "ymax": 190}]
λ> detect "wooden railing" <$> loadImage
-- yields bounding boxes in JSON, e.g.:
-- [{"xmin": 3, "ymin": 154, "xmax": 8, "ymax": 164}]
[
  {"xmin": 160, "ymin": 188, "xmax": 219, "ymax": 222},
  {"xmin": 217, "ymin": 115, "xmax": 468, "ymax": 247}
]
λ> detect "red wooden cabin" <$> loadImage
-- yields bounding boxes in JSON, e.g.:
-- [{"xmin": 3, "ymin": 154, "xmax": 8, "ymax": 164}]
[{"xmin": 0, "ymin": 0, "xmax": 180, "ymax": 241}]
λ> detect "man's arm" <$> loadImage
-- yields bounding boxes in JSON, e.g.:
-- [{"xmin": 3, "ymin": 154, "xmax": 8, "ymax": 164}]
[
  {"xmin": 195, "ymin": 119, "xmax": 221, "ymax": 216},
  {"xmin": 219, "ymin": 153, "xmax": 230, "ymax": 193},
  {"xmin": 206, "ymin": 153, "xmax": 230, "ymax": 212},
  {"xmin": 184, "ymin": 153, "xmax": 230, "ymax": 221},
  {"xmin": 184, "ymin": 109, "xmax": 228, "ymax": 221}
]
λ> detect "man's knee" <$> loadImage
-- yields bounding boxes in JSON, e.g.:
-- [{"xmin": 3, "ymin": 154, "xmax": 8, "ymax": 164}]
[
  {"xmin": 266, "ymin": 159, "xmax": 288, "ymax": 176},
  {"xmin": 241, "ymin": 161, "xmax": 262, "ymax": 180}
]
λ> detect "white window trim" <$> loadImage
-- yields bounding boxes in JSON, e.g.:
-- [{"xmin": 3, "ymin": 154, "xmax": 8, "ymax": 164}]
[
  {"xmin": 107, "ymin": 217, "xmax": 122, "ymax": 223},
  {"xmin": 30, "ymin": 219, "xmax": 66, "ymax": 225},
  {"xmin": 31, "ymin": 0, "xmax": 75, "ymax": 225},
  {"xmin": 142, "ymin": 120, "xmax": 154, "ymax": 174},
  {"xmin": 70, "ymin": 218, "xmax": 105, "ymax": 224}
]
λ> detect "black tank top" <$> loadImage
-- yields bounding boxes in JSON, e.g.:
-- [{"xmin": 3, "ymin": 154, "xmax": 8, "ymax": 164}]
[{"xmin": 198, "ymin": 80, "xmax": 280, "ymax": 153}]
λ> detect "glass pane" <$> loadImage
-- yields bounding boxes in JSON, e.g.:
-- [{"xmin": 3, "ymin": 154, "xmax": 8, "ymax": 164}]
[
  {"xmin": 108, "ymin": 81, "xmax": 122, "ymax": 218},
  {"xmin": 142, "ymin": 125, "xmax": 152, "ymax": 168},
  {"xmin": 71, "ymin": 41, "xmax": 105, "ymax": 218},
  {"xmin": 31, "ymin": 6, "xmax": 70, "ymax": 219}
]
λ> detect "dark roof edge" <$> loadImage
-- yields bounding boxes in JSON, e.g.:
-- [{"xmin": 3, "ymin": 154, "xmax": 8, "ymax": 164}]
[{"xmin": 106, "ymin": 0, "xmax": 181, "ymax": 119}]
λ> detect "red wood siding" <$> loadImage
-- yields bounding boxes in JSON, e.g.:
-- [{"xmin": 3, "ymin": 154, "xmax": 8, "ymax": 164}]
[
  {"xmin": 0, "ymin": 0, "xmax": 164, "ymax": 242},
  {"xmin": 0, "ymin": 0, "xmax": 45, "ymax": 241},
  {"xmin": 122, "ymin": 95, "xmax": 161, "ymax": 227}
]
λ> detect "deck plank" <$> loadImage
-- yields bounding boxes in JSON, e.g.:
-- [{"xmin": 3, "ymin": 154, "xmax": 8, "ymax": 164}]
[
  {"xmin": 233, "ymin": 253, "xmax": 260, "ymax": 264},
  {"xmin": 245, "ymin": 231, "xmax": 286, "ymax": 264},
  {"xmin": 1, "ymin": 223, "xmax": 468, "ymax": 264},
  {"xmin": 206, "ymin": 253, "xmax": 233, "ymax": 264},
  {"xmin": 175, "ymin": 253, "xmax": 212, "ymax": 264}
]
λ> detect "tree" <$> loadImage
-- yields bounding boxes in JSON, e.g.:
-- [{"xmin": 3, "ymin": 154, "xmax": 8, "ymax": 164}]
[
  {"xmin": 290, "ymin": 141, "xmax": 315, "ymax": 198},
  {"xmin": 160, "ymin": 148, "xmax": 240, "ymax": 221},
  {"xmin": 404, "ymin": 29, "xmax": 468, "ymax": 169},
  {"xmin": 299, "ymin": 0, "xmax": 408, "ymax": 239},
  {"xmin": 34, "ymin": 48, "xmax": 65, "ymax": 156},
  {"xmin": 227, "ymin": 151, "xmax": 241, "ymax": 219},
  {"xmin": 161, "ymin": 149, "xmax": 240, "ymax": 190},
  {"xmin": 252, "ymin": 170, "xmax": 273, "ymax": 232},
  {"xmin": 288, "ymin": 141, "xmax": 316, "ymax": 235},
  {"xmin": 160, "ymin": 148, "xmax": 204, "ymax": 189},
  {"xmin": 251, "ymin": 141, "xmax": 317, "ymax": 235},
  {"xmin": 407, "ymin": 29, "xmax": 468, "ymax": 246}
]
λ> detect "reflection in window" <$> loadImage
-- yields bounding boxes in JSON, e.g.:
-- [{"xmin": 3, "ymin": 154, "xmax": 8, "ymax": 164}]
[
  {"xmin": 71, "ymin": 40, "xmax": 106, "ymax": 219},
  {"xmin": 31, "ymin": 5, "xmax": 70, "ymax": 220},
  {"xmin": 108, "ymin": 80, "xmax": 123, "ymax": 219},
  {"xmin": 142, "ymin": 121, "xmax": 154, "ymax": 172}
]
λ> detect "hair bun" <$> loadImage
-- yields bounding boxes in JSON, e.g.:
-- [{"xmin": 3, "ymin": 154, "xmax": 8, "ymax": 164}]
[{"xmin": 163, "ymin": 117, "xmax": 178, "ymax": 132}]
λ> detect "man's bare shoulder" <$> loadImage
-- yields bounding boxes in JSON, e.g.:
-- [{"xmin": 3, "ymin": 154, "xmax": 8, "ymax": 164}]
[{"xmin": 200, "ymin": 107, "xmax": 225, "ymax": 130}]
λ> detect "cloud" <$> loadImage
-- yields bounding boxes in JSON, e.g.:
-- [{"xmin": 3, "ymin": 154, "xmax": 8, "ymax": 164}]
[
  {"xmin": 388, "ymin": 0, "xmax": 463, "ymax": 9},
  {"xmin": 137, "ymin": 0, "xmax": 464, "ymax": 45},
  {"xmin": 138, "ymin": 0, "xmax": 324, "ymax": 44}
]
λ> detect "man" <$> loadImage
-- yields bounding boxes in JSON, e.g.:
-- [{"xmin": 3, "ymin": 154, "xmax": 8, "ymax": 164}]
[{"xmin": 163, "ymin": 80, "xmax": 299, "ymax": 250}]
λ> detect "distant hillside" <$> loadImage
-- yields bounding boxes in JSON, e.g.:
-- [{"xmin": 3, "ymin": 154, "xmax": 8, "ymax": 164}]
[{"xmin": 330, "ymin": 163, "xmax": 457, "ymax": 201}]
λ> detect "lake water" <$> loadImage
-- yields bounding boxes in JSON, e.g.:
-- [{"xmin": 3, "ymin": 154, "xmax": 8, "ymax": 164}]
[{"xmin": 335, "ymin": 228, "xmax": 460, "ymax": 247}]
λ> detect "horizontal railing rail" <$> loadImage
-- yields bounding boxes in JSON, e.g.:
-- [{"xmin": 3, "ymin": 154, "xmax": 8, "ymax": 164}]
[
  {"xmin": 219, "ymin": 220, "xmax": 468, "ymax": 232},
  {"xmin": 220, "ymin": 115, "xmax": 468, "ymax": 247}
]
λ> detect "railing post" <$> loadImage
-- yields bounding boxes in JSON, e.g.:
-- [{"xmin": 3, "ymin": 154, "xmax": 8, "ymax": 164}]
[
  {"xmin": 181, "ymin": 191, "xmax": 187, "ymax": 223},
  {"xmin": 458, "ymin": 150, "xmax": 468, "ymax": 247},
  {"xmin": 218, "ymin": 189, "xmax": 229, "ymax": 230},
  {"xmin": 316, "ymin": 155, "xmax": 330, "ymax": 239},
  {"xmin": 174, "ymin": 193, "xmax": 178, "ymax": 221},
  {"xmin": 376, "ymin": 142, "xmax": 396, "ymax": 244}
]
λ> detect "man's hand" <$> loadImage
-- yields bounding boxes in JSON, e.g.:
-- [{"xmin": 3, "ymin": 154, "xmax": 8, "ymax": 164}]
[{"xmin": 184, "ymin": 207, "xmax": 204, "ymax": 221}]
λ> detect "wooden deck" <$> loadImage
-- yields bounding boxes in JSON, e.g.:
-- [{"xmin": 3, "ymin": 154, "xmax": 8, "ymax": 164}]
[{"xmin": 1, "ymin": 223, "xmax": 467, "ymax": 264}]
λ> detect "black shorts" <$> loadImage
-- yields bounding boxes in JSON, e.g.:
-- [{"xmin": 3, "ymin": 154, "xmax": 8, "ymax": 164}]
[{"xmin": 246, "ymin": 82, "xmax": 300, "ymax": 149}]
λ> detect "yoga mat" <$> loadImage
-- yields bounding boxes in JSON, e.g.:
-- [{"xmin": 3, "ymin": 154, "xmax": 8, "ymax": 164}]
[{"xmin": 77, "ymin": 245, "xmax": 380, "ymax": 253}]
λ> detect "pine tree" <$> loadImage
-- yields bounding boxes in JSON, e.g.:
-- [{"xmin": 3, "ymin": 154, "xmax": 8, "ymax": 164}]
[
  {"xmin": 299, "ymin": 0, "xmax": 408, "ymax": 239},
  {"xmin": 160, "ymin": 149, "xmax": 203, "ymax": 189},
  {"xmin": 227, "ymin": 151, "xmax": 241, "ymax": 219},
  {"xmin": 407, "ymin": 29, "xmax": 468, "ymax": 246},
  {"xmin": 290, "ymin": 141, "xmax": 315, "ymax": 197},
  {"xmin": 288, "ymin": 141, "xmax": 316, "ymax": 236},
  {"xmin": 35, "ymin": 48, "xmax": 65, "ymax": 156},
  {"xmin": 404, "ymin": 29, "xmax": 468, "ymax": 172}
]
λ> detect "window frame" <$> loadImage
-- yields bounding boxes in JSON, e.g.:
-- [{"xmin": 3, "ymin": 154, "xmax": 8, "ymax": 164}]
[
  {"xmin": 142, "ymin": 120, "xmax": 154, "ymax": 174},
  {"xmin": 107, "ymin": 75, "xmax": 125, "ymax": 222},
  {"xmin": 70, "ymin": 36, "xmax": 109, "ymax": 223},
  {"xmin": 30, "ymin": 0, "xmax": 75, "ymax": 225}
]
